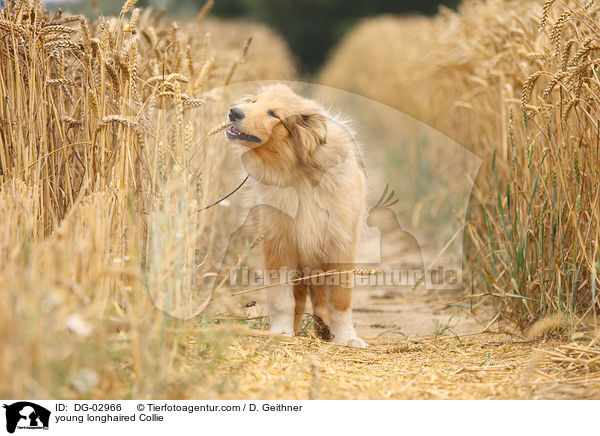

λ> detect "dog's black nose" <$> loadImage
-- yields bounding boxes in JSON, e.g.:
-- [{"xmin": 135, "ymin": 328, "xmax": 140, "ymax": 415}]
[{"xmin": 228, "ymin": 107, "xmax": 245, "ymax": 121}]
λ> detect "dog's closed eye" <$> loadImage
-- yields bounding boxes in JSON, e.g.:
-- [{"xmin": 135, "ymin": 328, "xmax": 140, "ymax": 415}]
[{"xmin": 267, "ymin": 109, "xmax": 279, "ymax": 119}]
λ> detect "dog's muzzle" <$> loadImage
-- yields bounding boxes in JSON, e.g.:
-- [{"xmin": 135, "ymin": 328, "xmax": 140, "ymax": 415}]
[{"xmin": 225, "ymin": 124, "xmax": 262, "ymax": 143}]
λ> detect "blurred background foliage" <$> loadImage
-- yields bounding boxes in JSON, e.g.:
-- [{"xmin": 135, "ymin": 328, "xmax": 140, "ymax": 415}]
[{"xmin": 49, "ymin": 0, "xmax": 460, "ymax": 73}]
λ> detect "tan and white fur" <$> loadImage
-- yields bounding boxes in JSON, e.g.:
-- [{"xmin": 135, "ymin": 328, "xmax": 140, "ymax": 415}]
[{"xmin": 225, "ymin": 84, "xmax": 366, "ymax": 347}]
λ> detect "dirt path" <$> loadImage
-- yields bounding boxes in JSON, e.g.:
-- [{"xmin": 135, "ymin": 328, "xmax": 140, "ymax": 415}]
[
  {"xmin": 241, "ymin": 230, "xmax": 489, "ymax": 341},
  {"xmin": 243, "ymin": 273, "xmax": 489, "ymax": 344},
  {"xmin": 351, "ymin": 285, "xmax": 487, "ymax": 340}
]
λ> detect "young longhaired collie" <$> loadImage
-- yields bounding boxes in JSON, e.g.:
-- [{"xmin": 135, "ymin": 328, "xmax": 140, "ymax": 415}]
[{"xmin": 225, "ymin": 84, "xmax": 367, "ymax": 347}]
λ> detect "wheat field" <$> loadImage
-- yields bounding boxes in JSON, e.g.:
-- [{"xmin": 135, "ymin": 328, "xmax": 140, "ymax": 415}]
[
  {"xmin": 1, "ymin": 0, "xmax": 600, "ymax": 400},
  {"xmin": 0, "ymin": 0, "xmax": 296, "ymax": 398},
  {"xmin": 320, "ymin": 0, "xmax": 600, "ymax": 331}
]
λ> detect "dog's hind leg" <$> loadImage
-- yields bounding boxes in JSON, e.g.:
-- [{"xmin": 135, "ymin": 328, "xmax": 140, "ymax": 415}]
[
  {"xmin": 329, "ymin": 282, "xmax": 367, "ymax": 348},
  {"xmin": 293, "ymin": 283, "xmax": 308, "ymax": 334},
  {"xmin": 309, "ymin": 285, "xmax": 332, "ymax": 340}
]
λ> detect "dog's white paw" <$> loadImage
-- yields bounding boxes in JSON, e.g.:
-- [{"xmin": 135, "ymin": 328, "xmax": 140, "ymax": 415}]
[
  {"xmin": 334, "ymin": 336, "xmax": 368, "ymax": 348},
  {"xmin": 269, "ymin": 313, "xmax": 294, "ymax": 336},
  {"xmin": 329, "ymin": 307, "xmax": 366, "ymax": 348},
  {"xmin": 273, "ymin": 330, "xmax": 293, "ymax": 337},
  {"xmin": 347, "ymin": 337, "xmax": 368, "ymax": 348},
  {"xmin": 267, "ymin": 284, "xmax": 294, "ymax": 336},
  {"xmin": 269, "ymin": 321, "xmax": 294, "ymax": 336}
]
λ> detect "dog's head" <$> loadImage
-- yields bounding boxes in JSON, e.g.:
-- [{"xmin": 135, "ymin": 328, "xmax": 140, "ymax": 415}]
[{"xmin": 225, "ymin": 84, "xmax": 327, "ymax": 165}]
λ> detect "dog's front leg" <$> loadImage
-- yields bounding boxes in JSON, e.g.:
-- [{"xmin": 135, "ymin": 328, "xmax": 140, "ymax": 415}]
[
  {"xmin": 267, "ymin": 272, "xmax": 295, "ymax": 336},
  {"xmin": 262, "ymin": 232, "xmax": 296, "ymax": 335}
]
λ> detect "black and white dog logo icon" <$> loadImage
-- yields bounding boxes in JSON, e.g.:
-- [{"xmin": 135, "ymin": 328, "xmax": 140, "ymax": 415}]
[{"xmin": 3, "ymin": 402, "xmax": 50, "ymax": 433}]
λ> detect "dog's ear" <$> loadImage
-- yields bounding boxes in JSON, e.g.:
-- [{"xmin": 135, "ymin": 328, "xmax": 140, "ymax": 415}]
[{"xmin": 283, "ymin": 112, "xmax": 327, "ymax": 162}]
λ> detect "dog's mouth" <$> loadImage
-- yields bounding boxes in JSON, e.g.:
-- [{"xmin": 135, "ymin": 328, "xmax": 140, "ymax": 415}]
[{"xmin": 226, "ymin": 125, "xmax": 261, "ymax": 143}]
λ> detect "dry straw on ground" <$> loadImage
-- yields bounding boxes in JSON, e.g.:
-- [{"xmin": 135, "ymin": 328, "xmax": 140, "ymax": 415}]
[{"xmin": 187, "ymin": 331, "xmax": 600, "ymax": 399}]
